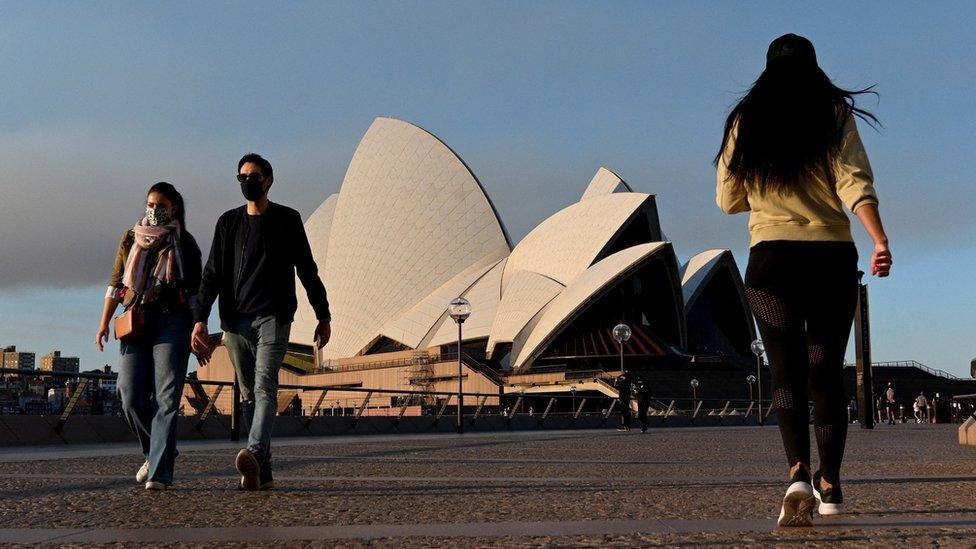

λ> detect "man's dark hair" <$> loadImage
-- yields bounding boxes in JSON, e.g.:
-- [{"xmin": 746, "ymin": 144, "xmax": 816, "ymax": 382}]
[{"xmin": 238, "ymin": 153, "xmax": 273, "ymax": 180}]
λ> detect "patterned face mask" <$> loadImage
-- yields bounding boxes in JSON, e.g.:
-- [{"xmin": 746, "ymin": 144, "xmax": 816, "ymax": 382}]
[{"xmin": 146, "ymin": 206, "xmax": 172, "ymax": 227}]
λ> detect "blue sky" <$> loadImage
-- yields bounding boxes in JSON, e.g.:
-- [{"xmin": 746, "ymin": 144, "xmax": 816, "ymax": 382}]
[{"xmin": 0, "ymin": 2, "xmax": 973, "ymax": 377}]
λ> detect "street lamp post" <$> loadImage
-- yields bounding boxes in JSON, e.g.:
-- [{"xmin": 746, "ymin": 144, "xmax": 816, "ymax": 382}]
[
  {"xmin": 448, "ymin": 297, "xmax": 471, "ymax": 434},
  {"xmin": 750, "ymin": 339, "xmax": 765, "ymax": 426},
  {"xmin": 570, "ymin": 385, "xmax": 577, "ymax": 416},
  {"xmin": 690, "ymin": 379, "xmax": 699, "ymax": 411},
  {"xmin": 612, "ymin": 323, "xmax": 632, "ymax": 374}
]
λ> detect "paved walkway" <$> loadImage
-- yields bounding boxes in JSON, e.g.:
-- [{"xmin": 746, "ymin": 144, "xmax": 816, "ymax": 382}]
[{"xmin": 0, "ymin": 424, "xmax": 973, "ymax": 547}]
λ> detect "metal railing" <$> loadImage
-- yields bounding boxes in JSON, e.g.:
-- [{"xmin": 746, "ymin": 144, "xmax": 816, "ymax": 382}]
[
  {"xmin": 865, "ymin": 360, "xmax": 962, "ymax": 381},
  {"xmin": 11, "ymin": 363, "xmax": 970, "ymax": 446},
  {"xmin": 0, "ymin": 367, "xmax": 794, "ymax": 443}
]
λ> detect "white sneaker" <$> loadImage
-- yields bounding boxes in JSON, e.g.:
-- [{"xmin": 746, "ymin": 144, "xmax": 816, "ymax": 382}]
[
  {"xmin": 144, "ymin": 481, "xmax": 167, "ymax": 491},
  {"xmin": 135, "ymin": 460, "xmax": 149, "ymax": 484},
  {"xmin": 813, "ymin": 470, "xmax": 844, "ymax": 516},
  {"xmin": 777, "ymin": 480, "xmax": 816, "ymax": 527}
]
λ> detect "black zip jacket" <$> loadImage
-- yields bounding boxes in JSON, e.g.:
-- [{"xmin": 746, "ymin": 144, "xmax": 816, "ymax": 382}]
[{"xmin": 194, "ymin": 202, "xmax": 330, "ymax": 329}]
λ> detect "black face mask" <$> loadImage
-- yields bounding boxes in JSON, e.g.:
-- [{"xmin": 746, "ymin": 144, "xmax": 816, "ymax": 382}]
[{"xmin": 240, "ymin": 179, "xmax": 267, "ymax": 201}]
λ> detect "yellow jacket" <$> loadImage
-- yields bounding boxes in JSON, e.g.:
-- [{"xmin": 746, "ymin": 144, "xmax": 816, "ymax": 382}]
[{"xmin": 716, "ymin": 114, "xmax": 878, "ymax": 247}]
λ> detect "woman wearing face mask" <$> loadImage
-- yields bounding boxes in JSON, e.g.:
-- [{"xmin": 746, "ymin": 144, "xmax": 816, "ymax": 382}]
[
  {"xmin": 95, "ymin": 182, "xmax": 202, "ymax": 490},
  {"xmin": 716, "ymin": 34, "xmax": 891, "ymax": 526}
]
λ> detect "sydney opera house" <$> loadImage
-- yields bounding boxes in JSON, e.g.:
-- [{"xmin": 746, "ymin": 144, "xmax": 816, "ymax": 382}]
[{"xmin": 193, "ymin": 117, "xmax": 756, "ymax": 414}]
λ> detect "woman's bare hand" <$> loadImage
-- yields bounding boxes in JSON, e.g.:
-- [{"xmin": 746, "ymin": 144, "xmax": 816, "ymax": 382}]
[
  {"xmin": 871, "ymin": 241, "xmax": 892, "ymax": 277},
  {"xmin": 95, "ymin": 323, "xmax": 110, "ymax": 352}
]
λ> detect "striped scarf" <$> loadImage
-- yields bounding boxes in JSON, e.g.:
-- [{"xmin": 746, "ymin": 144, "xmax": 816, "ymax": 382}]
[{"xmin": 122, "ymin": 217, "xmax": 184, "ymax": 303}]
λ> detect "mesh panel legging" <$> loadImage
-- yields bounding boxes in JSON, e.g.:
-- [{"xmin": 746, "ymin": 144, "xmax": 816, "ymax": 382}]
[{"xmin": 745, "ymin": 240, "xmax": 858, "ymax": 484}]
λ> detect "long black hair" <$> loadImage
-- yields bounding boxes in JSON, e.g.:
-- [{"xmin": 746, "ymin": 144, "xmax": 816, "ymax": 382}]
[
  {"xmin": 147, "ymin": 181, "xmax": 187, "ymax": 231},
  {"xmin": 715, "ymin": 34, "xmax": 879, "ymax": 195}
]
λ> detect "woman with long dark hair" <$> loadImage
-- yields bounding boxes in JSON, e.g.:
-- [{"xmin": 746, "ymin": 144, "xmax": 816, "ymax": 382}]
[
  {"xmin": 716, "ymin": 34, "xmax": 891, "ymax": 526},
  {"xmin": 95, "ymin": 182, "xmax": 202, "ymax": 490}
]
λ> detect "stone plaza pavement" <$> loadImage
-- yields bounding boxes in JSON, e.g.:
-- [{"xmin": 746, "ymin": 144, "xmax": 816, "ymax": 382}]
[{"xmin": 0, "ymin": 423, "xmax": 974, "ymax": 547}]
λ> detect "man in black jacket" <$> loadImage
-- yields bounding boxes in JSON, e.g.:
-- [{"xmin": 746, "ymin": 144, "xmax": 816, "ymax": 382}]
[
  {"xmin": 635, "ymin": 375, "xmax": 651, "ymax": 433},
  {"xmin": 192, "ymin": 153, "xmax": 331, "ymax": 491},
  {"xmin": 615, "ymin": 372, "xmax": 632, "ymax": 431}
]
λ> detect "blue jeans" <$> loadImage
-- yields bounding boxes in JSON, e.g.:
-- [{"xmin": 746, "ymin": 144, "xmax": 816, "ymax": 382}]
[
  {"xmin": 222, "ymin": 315, "xmax": 291, "ymax": 464},
  {"xmin": 117, "ymin": 309, "xmax": 192, "ymax": 485}
]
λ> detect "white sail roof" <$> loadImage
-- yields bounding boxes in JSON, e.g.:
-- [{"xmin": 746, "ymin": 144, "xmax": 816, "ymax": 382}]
[
  {"xmin": 580, "ymin": 166, "xmax": 633, "ymax": 200},
  {"xmin": 512, "ymin": 242, "xmax": 670, "ymax": 369},
  {"xmin": 293, "ymin": 194, "xmax": 339, "ymax": 344},
  {"xmin": 503, "ymin": 193, "xmax": 653, "ymax": 288},
  {"xmin": 318, "ymin": 117, "xmax": 511, "ymax": 359},
  {"xmin": 485, "ymin": 270, "xmax": 565, "ymax": 357}
]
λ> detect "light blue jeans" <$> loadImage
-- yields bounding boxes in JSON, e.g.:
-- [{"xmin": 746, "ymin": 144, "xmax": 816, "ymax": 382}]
[
  {"xmin": 117, "ymin": 309, "xmax": 192, "ymax": 485},
  {"xmin": 222, "ymin": 315, "xmax": 291, "ymax": 464}
]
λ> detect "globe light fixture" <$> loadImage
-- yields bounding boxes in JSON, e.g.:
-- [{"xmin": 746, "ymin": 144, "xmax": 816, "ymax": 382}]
[
  {"xmin": 690, "ymin": 378, "xmax": 700, "ymax": 410},
  {"xmin": 612, "ymin": 323, "xmax": 632, "ymax": 343},
  {"xmin": 750, "ymin": 339, "xmax": 765, "ymax": 357},
  {"xmin": 448, "ymin": 297, "xmax": 471, "ymax": 433},
  {"xmin": 448, "ymin": 297, "xmax": 472, "ymax": 323}
]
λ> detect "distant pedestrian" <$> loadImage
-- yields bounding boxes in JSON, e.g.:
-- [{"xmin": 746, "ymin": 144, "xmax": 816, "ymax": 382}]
[
  {"xmin": 886, "ymin": 383, "xmax": 897, "ymax": 425},
  {"xmin": 916, "ymin": 392, "xmax": 929, "ymax": 423},
  {"xmin": 95, "ymin": 182, "xmax": 203, "ymax": 491},
  {"xmin": 635, "ymin": 375, "xmax": 651, "ymax": 433},
  {"xmin": 615, "ymin": 371, "xmax": 633, "ymax": 431},
  {"xmin": 716, "ymin": 34, "xmax": 891, "ymax": 526}
]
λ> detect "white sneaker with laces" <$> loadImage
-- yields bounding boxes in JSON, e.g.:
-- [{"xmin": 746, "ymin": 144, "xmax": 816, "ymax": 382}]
[
  {"xmin": 777, "ymin": 480, "xmax": 816, "ymax": 527},
  {"xmin": 135, "ymin": 461, "xmax": 149, "ymax": 484}
]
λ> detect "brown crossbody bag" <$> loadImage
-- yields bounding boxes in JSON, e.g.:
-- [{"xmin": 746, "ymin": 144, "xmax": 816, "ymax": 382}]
[{"xmin": 114, "ymin": 299, "xmax": 144, "ymax": 341}]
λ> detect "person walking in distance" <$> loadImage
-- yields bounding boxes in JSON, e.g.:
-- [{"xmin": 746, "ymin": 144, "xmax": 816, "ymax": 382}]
[
  {"xmin": 615, "ymin": 371, "xmax": 633, "ymax": 431},
  {"xmin": 635, "ymin": 374, "xmax": 651, "ymax": 433},
  {"xmin": 886, "ymin": 383, "xmax": 897, "ymax": 425},
  {"xmin": 716, "ymin": 34, "xmax": 892, "ymax": 526},
  {"xmin": 192, "ymin": 153, "xmax": 332, "ymax": 491},
  {"xmin": 916, "ymin": 392, "xmax": 929, "ymax": 423}
]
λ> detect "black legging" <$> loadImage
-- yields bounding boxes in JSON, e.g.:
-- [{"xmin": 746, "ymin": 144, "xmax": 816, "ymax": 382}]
[
  {"xmin": 620, "ymin": 399, "xmax": 632, "ymax": 428},
  {"xmin": 745, "ymin": 241, "xmax": 858, "ymax": 484}
]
